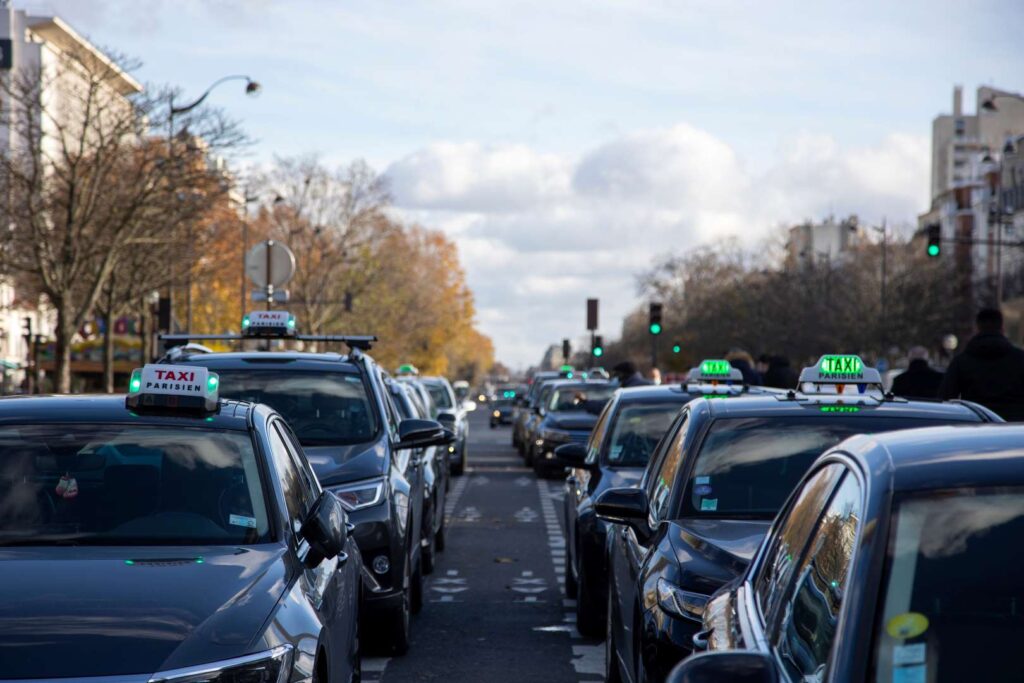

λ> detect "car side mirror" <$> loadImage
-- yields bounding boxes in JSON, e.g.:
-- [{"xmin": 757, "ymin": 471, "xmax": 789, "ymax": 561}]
[
  {"xmin": 594, "ymin": 487, "xmax": 651, "ymax": 541},
  {"xmin": 396, "ymin": 418, "xmax": 454, "ymax": 450},
  {"xmin": 666, "ymin": 651, "xmax": 778, "ymax": 683},
  {"xmin": 300, "ymin": 491, "xmax": 348, "ymax": 569},
  {"xmin": 553, "ymin": 442, "xmax": 594, "ymax": 470}
]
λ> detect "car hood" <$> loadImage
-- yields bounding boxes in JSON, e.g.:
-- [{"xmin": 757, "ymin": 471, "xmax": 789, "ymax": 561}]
[
  {"xmin": 304, "ymin": 439, "xmax": 387, "ymax": 485},
  {"xmin": 548, "ymin": 413, "xmax": 598, "ymax": 431},
  {"xmin": 0, "ymin": 545, "xmax": 289, "ymax": 678},
  {"xmin": 669, "ymin": 519, "xmax": 772, "ymax": 592}
]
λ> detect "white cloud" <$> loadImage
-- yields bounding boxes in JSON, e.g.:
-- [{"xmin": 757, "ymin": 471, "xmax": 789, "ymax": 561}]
[{"xmin": 386, "ymin": 123, "xmax": 929, "ymax": 367}]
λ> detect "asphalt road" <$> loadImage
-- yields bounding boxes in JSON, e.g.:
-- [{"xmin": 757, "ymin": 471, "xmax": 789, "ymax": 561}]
[{"xmin": 366, "ymin": 408, "xmax": 603, "ymax": 682}]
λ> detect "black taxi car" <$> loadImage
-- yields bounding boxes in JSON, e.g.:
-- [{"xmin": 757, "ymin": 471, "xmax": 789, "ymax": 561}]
[
  {"xmin": 161, "ymin": 312, "xmax": 452, "ymax": 655},
  {"xmin": 0, "ymin": 364, "xmax": 363, "ymax": 682},
  {"xmin": 529, "ymin": 378, "xmax": 614, "ymax": 477},
  {"xmin": 670, "ymin": 423, "xmax": 1024, "ymax": 683},
  {"xmin": 558, "ymin": 362, "xmax": 774, "ymax": 637},
  {"xmin": 597, "ymin": 355, "xmax": 1001, "ymax": 683}
]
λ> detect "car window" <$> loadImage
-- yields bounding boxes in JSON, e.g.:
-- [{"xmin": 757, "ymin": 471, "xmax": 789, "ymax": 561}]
[
  {"xmin": 547, "ymin": 385, "xmax": 615, "ymax": 412},
  {"xmin": 872, "ymin": 490, "xmax": 1024, "ymax": 683},
  {"xmin": 273, "ymin": 421, "xmax": 319, "ymax": 509},
  {"xmin": 648, "ymin": 412, "xmax": 689, "ymax": 522},
  {"xmin": 643, "ymin": 409, "xmax": 688, "ymax": 496},
  {"xmin": 755, "ymin": 464, "xmax": 845, "ymax": 622},
  {"xmin": 214, "ymin": 369, "xmax": 379, "ymax": 447},
  {"xmin": 605, "ymin": 401, "xmax": 685, "ymax": 468},
  {"xmin": 267, "ymin": 425, "xmax": 309, "ymax": 535},
  {"xmin": 585, "ymin": 398, "xmax": 614, "ymax": 465},
  {"xmin": 0, "ymin": 424, "xmax": 270, "ymax": 546},
  {"xmin": 774, "ymin": 473, "xmax": 862, "ymax": 682},
  {"xmin": 425, "ymin": 381, "xmax": 454, "ymax": 409}
]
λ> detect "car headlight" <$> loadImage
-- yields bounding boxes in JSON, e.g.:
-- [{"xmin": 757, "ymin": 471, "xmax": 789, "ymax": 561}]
[
  {"xmin": 493, "ymin": 410, "xmax": 501, "ymax": 418},
  {"xmin": 541, "ymin": 428, "xmax": 572, "ymax": 444},
  {"xmin": 656, "ymin": 578, "xmax": 709, "ymax": 622},
  {"xmin": 150, "ymin": 645, "xmax": 292, "ymax": 683},
  {"xmin": 328, "ymin": 478, "xmax": 386, "ymax": 511}
]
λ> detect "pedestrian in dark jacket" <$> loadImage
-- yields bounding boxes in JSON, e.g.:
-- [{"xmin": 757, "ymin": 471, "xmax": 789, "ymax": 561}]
[
  {"xmin": 725, "ymin": 349, "xmax": 763, "ymax": 385},
  {"xmin": 891, "ymin": 346, "xmax": 943, "ymax": 400},
  {"xmin": 939, "ymin": 308, "xmax": 1024, "ymax": 421},
  {"xmin": 612, "ymin": 361, "xmax": 652, "ymax": 388},
  {"xmin": 763, "ymin": 355, "xmax": 799, "ymax": 390}
]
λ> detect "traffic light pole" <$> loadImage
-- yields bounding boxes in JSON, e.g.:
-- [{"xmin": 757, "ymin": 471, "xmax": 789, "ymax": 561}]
[{"xmin": 650, "ymin": 335, "xmax": 658, "ymax": 373}]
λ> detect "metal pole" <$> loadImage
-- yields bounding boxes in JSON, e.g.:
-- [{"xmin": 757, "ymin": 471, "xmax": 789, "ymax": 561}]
[
  {"xmin": 167, "ymin": 100, "xmax": 176, "ymax": 333},
  {"xmin": 185, "ymin": 221, "xmax": 193, "ymax": 333},
  {"xmin": 880, "ymin": 220, "xmax": 887, "ymax": 352},
  {"xmin": 650, "ymin": 335, "xmax": 658, "ymax": 374},
  {"xmin": 265, "ymin": 240, "xmax": 273, "ymax": 311},
  {"xmin": 997, "ymin": 215, "xmax": 1004, "ymax": 308}
]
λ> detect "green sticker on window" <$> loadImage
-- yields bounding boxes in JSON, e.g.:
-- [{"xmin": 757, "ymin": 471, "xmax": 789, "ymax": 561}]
[{"xmin": 700, "ymin": 498, "xmax": 718, "ymax": 511}]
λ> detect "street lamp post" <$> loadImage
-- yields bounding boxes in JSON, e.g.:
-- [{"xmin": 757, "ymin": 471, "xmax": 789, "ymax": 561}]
[{"xmin": 167, "ymin": 75, "xmax": 260, "ymax": 333}]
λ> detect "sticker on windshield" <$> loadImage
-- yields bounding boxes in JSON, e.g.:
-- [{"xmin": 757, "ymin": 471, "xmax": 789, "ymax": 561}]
[
  {"xmin": 700, "ymin": 498, "xmax": 718, "ymax": 511},
  {"xmin": 229, "ymin": 514, "xmax": 257, "ymax": 529},
  {"xmin": 55, "ymin": 474, "xmax": 79, "ymax": 500},
  {"xmin": 695, "ymin": 475, "xmax": 711, "ymax": 485},
  {"xmin": 893, "ymin": 643, "xmax": 926, "ymax": 666},
  {"xmin": 886, "ymin": 612, "xmax": 929, "ymax": 639},
  {"xmin": 892, "ymin": 664, "xmax": 926, "ymax": 683},
  {"xmin": 694, "ymin": 484, "xmax": 713, "ymax": 496},
  {"xmin": 610, "ymin": 445, "xmax": 623, "ymax": 459}
]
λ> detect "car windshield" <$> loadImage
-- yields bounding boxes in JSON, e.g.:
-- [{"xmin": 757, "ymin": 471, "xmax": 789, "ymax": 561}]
[
  {"xmin": 425, "ymin": 382, "xmax": 454, "ymax": 409},
  {"xmin": 605, "ymin": 401, "xmax": 685, "ymax": 467},
  {"xmin": 872, "ymin": 491, "xmax": 1024, "ymax": 682},
  {"xmin": 682, "ymin": 415, "xmax": 968, "ymax": 517},
  {"xmin": 548, "ymin": 385, "xmax": 614, "ymax": 412},
  {"xmin": 215, "ymin": 370, "xmax": 379, "ymax": 446},
  {"xmin": 0, "ymin": 424, "xmax": 269, "ymax": 546}
]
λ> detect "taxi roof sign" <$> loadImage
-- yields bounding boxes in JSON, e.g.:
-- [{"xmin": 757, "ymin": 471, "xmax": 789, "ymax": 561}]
[
  {"xmin": 686, "ymin": 359, "xmax": 746, "ymax": 396},
  {"xmin": 126, "ymin": 364, "xmax": 219, "ymax": 413},
  {"xmin": 242, "ymin": 310, "xmax": 296, "ymax": 337},
  {"xmin": 797, "ymin": 355, "xmax": 884, "ymax": 400},
  {"xmin": 397, "ymin": 364, "xmax": 419, "ymax": 376}
]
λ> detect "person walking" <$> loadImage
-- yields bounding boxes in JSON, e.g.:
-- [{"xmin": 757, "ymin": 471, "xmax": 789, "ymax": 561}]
[
  {"xmin": 891, "ymin": 346, "xmax": 944, "ymax": 399},
  {"xmin": 725, "ymin": 349, "xmax": 763, "ymax": 385},
  {"xmin": 612, "ymin": 361, "xmax": 653, "ymax": 388},
  {"xmin": 763, "ymin": 355, "xmax": 799, "ymax": 390},
  {"xmin": 939, "ymin": 308, "xmax": 1024, "ymax": 420}
]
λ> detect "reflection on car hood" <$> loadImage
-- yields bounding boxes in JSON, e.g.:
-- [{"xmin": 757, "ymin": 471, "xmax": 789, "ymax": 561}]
[
  {"xmin": 548, "ymin": 413, "xmax": 598, "ymax": 431},
  {"xmin": 305, "ymin": 440, "xmax": 387, "ymax": 485},
  {"xmin": 0, "ymin": 546, "xmax": 289, "ymax": 678},
  {"xmin": 670, "ymin": 519, "xmax": 772, "ymax": 589}
]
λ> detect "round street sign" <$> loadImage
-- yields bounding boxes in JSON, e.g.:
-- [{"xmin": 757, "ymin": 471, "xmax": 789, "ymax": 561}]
[{"xmin": 245, "ymin": 240, "xmax": 296, "ymax": 289}]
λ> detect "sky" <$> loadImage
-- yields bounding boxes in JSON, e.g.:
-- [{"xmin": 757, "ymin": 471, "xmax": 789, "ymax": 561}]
[{"xmin": 18, "ymin": 0, "xmax": 1024, "ymax": 367}]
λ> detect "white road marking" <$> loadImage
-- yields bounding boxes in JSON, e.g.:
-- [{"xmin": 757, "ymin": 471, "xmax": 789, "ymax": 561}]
[
  {"xmin": 571, "ymin": 644, "xmax": 605, "ymax": 675},
  {"xmin": 514, "ymin": 506, "xmax": 540, "ymax": 522}
]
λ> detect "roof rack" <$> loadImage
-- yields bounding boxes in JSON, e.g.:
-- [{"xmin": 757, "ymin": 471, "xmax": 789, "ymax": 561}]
[{"xmin": 159, "ymin": 333, "xmax": 377, "ymax": 352}]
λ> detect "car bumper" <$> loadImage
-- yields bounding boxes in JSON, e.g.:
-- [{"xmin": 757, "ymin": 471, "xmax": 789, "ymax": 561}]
[
  {"xmin": 348, "ymin": 502, "xmax": 407, "ymax": 609},
  {"xmin": 640, "ymin": 605, "xmax": 702, "ymax": 680}
]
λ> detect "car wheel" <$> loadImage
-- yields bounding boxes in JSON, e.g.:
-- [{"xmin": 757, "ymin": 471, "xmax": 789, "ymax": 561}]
[
  {"xmin": 524, "ymin": 444, "xmax": 534, "ymax": 467},
  {"xmin": 422, "ymin": 529, "xmax": 436, "ymax": 575},
  {"xmin": 349, "ymin": 607, "xmax": 362, "ymax": 683},
  {"xmin": 576, "ymin": 560, "xmax": 603, "ymax": 638},
  {"xmin": 380, "ymin": 562, "xmax": 411, "ymax": 655},
  {"xmin": 410, "ymin": 555, "xmax": 424, "ymax": 615},
  {"xmin": 564, "ymin": 545, "xmax": 578, "ymax": 598},
  {"xmin": 605, "ymin": 586, "xmax": 623, "ymax": 683}
]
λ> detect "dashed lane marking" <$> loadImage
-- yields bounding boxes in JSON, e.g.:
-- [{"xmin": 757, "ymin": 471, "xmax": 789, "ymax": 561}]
[{"xmin": 362, "ymin": 657, "xmax": 390, "ymax": 682}]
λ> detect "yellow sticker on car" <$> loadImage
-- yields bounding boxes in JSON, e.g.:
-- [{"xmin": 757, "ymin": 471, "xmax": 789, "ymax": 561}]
[{"xmin": 886, "ymin": 612, "xmax": 929, "ymax": 639}]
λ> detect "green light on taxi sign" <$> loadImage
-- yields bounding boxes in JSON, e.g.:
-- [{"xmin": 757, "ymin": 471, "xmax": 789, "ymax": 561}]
[
  {"xmin": 700, "ymin": 360, "xmax": 732, "ymax": 376},
  {"xmin": 818, "ymin": 355, "xmax": 863, "ymax": 379},
  {"xmin": 819, "ymin": 405, "xmax": 861, "ymax": 413},
  {"xmin": 128, "ymin": 369, "xmax": 142, "ymax": 393},
  {"xmin": 560, "ymin": 365, "xmax": 573, "ymax": 372}
]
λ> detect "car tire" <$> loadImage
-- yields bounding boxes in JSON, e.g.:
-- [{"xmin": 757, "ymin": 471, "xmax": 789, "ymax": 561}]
[
  {"xmin": 576, "ymin": 561, "xmax": 603, "ymax": 638},
  {"xmin": 605, "ymin": 586, "xmax": 623, "ymax": 683},
  {"xmin": 524, "ymin": 444, "xmax": 534, "ymax": 467},
  {"xmin": 379, "ymin": 564, "xmax": 411, "ymax": 656},
  {"xmin": 564, "ymin": 546, "xmax": 578, "ymax": 597},
  {"xmin": 410, "ymin": 555, "xmax": 424, "ymax": 615}
]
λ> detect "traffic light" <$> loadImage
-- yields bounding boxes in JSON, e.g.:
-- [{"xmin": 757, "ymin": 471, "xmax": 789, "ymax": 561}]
[
  {"xmin": 562, "ymin": 338, "xmax": 571, "ymax": 362},
  {"xmin": 592, "ymin": 335, "xmax": 604, "ymax": 358},
  {"xmin": 926, "ymin": 223, "xmax": 941, "ymax": 258},
  {"xmin": 649, "ymin": 302, "xmax": 663, "ymax": 335},
  {"xmin": 672, "ymin": 341, "xmax": 681, "ymax": 354}
]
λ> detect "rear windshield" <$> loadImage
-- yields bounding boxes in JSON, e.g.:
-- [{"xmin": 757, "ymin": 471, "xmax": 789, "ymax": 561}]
[
  {"xmin": 606, "ymin": 401, "xmax": 685, "ymax": 467},
  {"xmin": 682, "ymin": 416, "xmax": 970, "ymax": 517},
  {"xmin": 215, "ymin": 369, "xmax": 379, "ymax": 446},
  {"xmin": 872, "ymin": 491, "xmax": 1024, "ymax": 682},
  {"xmin": 0, "ymin": 424, "xmax": 269, "ymax": 546},
  {"xmin": 425, "ymin": 382, "xmax": 454, "ymax": 410},
  {"xmin": 548, "ymin": 385, "xmax": 615, "ymax": 412}
]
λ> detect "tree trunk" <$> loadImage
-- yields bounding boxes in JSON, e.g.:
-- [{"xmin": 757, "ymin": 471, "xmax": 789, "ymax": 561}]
[
  {"xmin": 103, "ymin": 310, "xmax": 115, "ymax": 393},
  {"xmin": 54, "ymin": 306, "xmax": 73, "ymax": 394}
]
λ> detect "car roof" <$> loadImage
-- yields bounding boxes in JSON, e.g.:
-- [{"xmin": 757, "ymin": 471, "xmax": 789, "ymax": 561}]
[
  {"xmin": 172, "ymin": 351, "xmax": 361, "ymax": 373},
  {"xmin": 702, "ymin": 393, "xmax": 987, "ymax": 421},
  {"xmin": 616, "ymin": 384, "xmax": 694, "ymax": 401},
  {"xmin": 838, "ymin": 423, "xmax": 1024, "ymax": 492},
  {"xmin": 546, "ymin": 379, "xmax": 612, "ymax": 390},
  {"xmin": 0, "ymin": 394, "xmax": 256, "ymax": 430}
]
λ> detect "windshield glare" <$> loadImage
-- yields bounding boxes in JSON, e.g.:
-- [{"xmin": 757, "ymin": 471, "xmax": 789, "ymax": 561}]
[
  {"xmin": 548, "ymin": 385, "xmax": 614, "ymax": 412},
  {"xmin": 0, "ymin": 425, "xmax": 269, "ymax": 546},
  {"xmin": 683, "ymin": 416, "xmax": 970, "ymax": 517},
  {"xmin": 606, "ymin": 402, "xmax": 684, "ymax": 467},
  {"xmin": 873, "ymin": 491, "xmax": 1024, "ymax": 682},
  {"xmin": 215, "ymin": 370, "xmax": 378, "ymax": 446}
]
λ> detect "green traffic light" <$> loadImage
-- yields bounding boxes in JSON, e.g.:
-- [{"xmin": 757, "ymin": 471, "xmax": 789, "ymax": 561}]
[
  {"xmin": 927, "ymin": 244, "xmax": 940, "ymax": 257},
  {"xmin": 672, "ymin": 344, "xmax": 681, "ymax": 354},
  {"xmin": 649, "ymin": 323, "xmax": 662, "ymax": 335},
  {"xmin": 593, "ymin": 347, "xmax": 604, "ymax": 357}
]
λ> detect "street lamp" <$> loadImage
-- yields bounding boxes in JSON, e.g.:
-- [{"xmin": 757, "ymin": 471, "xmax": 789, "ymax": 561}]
[{"xmin": 167, "ymin": 75, "xmax": 260, "ymax": 333}]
